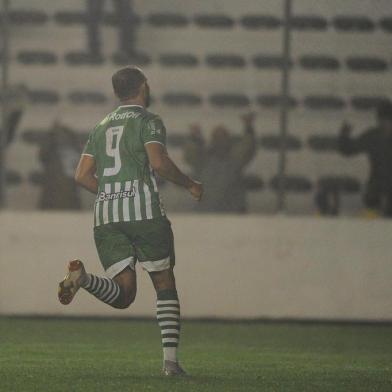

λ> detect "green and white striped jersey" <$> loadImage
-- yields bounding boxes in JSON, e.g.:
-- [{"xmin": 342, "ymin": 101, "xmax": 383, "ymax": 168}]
[{"xmin": 83, "ymin": 105, "xmax": 166, "ymax": 226}]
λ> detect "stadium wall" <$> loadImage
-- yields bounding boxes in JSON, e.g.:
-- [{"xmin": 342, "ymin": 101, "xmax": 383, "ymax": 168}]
[{"xmin": 0, "ymin": 212, "xmax": 391, "ymax": 321}]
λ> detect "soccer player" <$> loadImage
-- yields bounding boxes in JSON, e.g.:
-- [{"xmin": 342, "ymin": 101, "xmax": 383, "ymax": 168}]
[{"xmin": 58, "ymin": 66, "xmax": 203, "ymax": 376}]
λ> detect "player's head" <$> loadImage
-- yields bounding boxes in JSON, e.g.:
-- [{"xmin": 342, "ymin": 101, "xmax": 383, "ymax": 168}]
[
  {"xmin": 210, "ymin": 125, "xmax": 231, "ymax": 156},
  {"xmin": 376, "ymin": 100, "xmax": 392, "ymax": 133},
  {"xmin": 112, "ymin": 66, "xmax": 150, "ymax": 107}
]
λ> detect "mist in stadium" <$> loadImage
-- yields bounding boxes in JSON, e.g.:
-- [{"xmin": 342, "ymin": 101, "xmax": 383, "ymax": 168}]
[{"xmin": 1, "ymin": 0, "xmax": 392, "ymax": 390}]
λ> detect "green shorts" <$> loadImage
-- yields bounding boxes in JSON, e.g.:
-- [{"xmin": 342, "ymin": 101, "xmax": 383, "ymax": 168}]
[{"xmin": 93, "ymin": 217, "xmax": 175, "ymax": 278}]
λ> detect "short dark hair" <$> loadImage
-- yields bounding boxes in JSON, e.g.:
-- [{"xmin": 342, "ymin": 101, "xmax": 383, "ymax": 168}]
[
  {"xmin": 377, "ymin": 100, "xmax": 392, "ymax": 119},
  {"xmin": 112, "ymin": 66, "xmax": 146, "ymax": 100}
]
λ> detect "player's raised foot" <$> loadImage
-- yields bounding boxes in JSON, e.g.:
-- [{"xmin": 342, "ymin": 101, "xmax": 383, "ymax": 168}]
[
  {"xmin": 58, "ymin": 259, "xmax": 87, "ymax": 305},
  {"xmin": 162, "ymin": 360, "xmax": 188, "ymax": 377}
]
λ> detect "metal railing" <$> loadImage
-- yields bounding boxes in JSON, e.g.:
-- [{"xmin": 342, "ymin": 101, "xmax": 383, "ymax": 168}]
[{"xmin": 0, "ymin": 0, "xmax": 10, "ymax": 209}]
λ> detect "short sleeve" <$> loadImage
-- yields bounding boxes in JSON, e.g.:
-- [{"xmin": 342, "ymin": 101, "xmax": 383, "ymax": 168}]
[
  {"xmin": 141, "ymin": 115, "xmax": 167, "ymax": 146},
  {"xmin": 82, "ymin": 132, "xmax": 96, "ymax": 157}
]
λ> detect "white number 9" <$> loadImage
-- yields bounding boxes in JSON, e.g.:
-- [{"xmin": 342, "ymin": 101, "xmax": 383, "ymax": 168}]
[{"xmin": 103, "ymin": 126, "xmax": 124, "ymax": 176}]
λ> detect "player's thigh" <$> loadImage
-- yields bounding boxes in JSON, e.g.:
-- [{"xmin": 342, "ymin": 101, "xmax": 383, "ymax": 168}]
[
  {"xmin": 133, "ymin": 217, "xmax": 175, "ymax": 273},
  {"xmin": 94, "ymin": 223, "xmax": 137, "ymax": 279}
]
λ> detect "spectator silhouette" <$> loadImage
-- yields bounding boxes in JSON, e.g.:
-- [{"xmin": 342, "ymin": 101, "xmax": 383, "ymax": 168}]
[
  {"xmin": 38, "ymin": 122, "xmax": 82, "ymax": 210},
  {"xmin": 1, "ymin": 84, "xmax": 27, "ymax": 146},
  {"xmin": 338, "ymin": 101, "xmax": 392, "ymax": 217},
  {"xmin": 183, "ymin": 113, "xmax": 257, "ymax": 213},
  {"xmin": 86, "ymin": 0, "xmax": 136, "ymax": 58}
]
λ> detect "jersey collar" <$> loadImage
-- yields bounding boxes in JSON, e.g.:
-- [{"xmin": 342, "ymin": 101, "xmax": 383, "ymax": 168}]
[{"xmin": 118, "ymin": 104, "xmax": 144, "ymax": 109}]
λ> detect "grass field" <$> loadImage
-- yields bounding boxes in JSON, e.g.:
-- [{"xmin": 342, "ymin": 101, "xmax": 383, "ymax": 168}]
[{"xmin": 0, "ymin": 318, "xmax": 391, "ymax": 392}]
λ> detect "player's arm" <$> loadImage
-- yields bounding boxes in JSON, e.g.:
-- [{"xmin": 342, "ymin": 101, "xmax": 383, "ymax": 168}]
[
  {"xmin": 231, "ymin": 112, "xmax": 256, "ymax": 168},
  {"xmin": 74, "ymin": 154, "xmax": 98, "ymax": 194},
  {"xmin": 145, "ymin": 142, "xmax": 203, "ymax": 201},
  {"xmin": 338, "ymin": 122, "xmax": 368, "ymax": 156}
]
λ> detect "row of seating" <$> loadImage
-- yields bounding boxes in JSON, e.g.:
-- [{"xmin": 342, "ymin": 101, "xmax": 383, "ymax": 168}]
[
  {"xmin": 26, "ymin": 90, "xmax": 389, "ymax": 110},
  {"xmin": 21, "ymin": 128, "xmax": 344, "ymax": 152},
  {"xmin": 13, "ymin": 51, "xmax": 392, "ymax": 72},
  {"xmin": 5, "ymin": 168, "xmax": 361, "ymax": 194},
  {"xmin": 1, "ymin": 10, "xmax": 392, "ymax": 33}
]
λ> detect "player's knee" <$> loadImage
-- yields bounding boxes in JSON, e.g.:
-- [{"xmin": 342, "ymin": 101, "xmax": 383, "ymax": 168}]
[
  {"xmin": 112, "ymin": 289, "xmax": 136, "ymax": 309},
  {"xmin": 124, "ymin": 291, "xmax": 136, "ymax": 308}
]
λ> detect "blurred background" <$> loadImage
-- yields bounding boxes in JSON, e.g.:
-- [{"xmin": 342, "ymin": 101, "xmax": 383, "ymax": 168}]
[
  {"xmin": 1, "ymin": 0, "xmax": 392, "ymax": 217},
  {"xmin": 0, "ymin": 0, "xmax": 392, "ymax": 322}
]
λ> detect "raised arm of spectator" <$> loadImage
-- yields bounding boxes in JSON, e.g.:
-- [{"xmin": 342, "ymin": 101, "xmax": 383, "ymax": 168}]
[
  {"xmin": 183, "ymin": 124, "xmax": 205, "ymax": 174},
  {"xmin": 231, "ymin": 113, "xmax": 257, "ymax": 168},
  {"xmin": 338, "ymin": 122, "xmax": 367, "ymax": 156},
  {"xmin": 6, "ymin": 84, "xmax": 27, "ymax": 145}
]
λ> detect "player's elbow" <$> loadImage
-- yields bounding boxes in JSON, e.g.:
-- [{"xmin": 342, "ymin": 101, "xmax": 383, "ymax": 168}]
[
  {"xmin": 74, "ymin": 171, "xmax": 83, "ymax": 185},
  {"xmin": 74, "ymin": 170, "xmax": 89, "ymax": 187}
]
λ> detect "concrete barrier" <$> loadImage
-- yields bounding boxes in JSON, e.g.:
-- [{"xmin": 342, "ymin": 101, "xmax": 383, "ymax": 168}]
[{"xmin": 0, "ymin": 212, "xmax": 391, "ymax": 321}]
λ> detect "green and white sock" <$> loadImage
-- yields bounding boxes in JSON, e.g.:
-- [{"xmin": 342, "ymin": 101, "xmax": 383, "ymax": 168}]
[
  {"xmin": 156, "ymin": 289, "xmax": 180, "ymax": 363},
  {"xmin": 81, "ymin": 274, "xmax": 121, "ymax": 305}
]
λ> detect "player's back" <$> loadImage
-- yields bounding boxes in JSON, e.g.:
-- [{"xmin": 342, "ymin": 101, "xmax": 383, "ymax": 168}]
[{"xmin": 83, "ymin": 104, "xmax": 166, "ymax": 226}]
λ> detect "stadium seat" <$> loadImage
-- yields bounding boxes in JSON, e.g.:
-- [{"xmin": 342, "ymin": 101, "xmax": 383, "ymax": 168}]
[
  {"xmin": 6, "ymin": 170, "xmax": 22, "ymax": 185},
  {"xmin": 159, "ymin": 53, "xmax": 198, "ymax": 67},
  {"xmin": 303, "ymin": 95, "xmax": 346, "ymax": 110},
  {"xmin": 243, "ymin": 175, "xmax": 264, "ymax": 191},
  {"xmin": 206, "ymin": 54, "xmax": 246, "ymax": 68},
  {"xmin": 147, "ymin": 13, "xmax": 189, "ymax": 27},
  {"xmin": 65, "ymin": 51, "xmax": 105, "ymax": 65},
  {"xmin": 333, "ymin": 16, "xmax": 375, "ymax": 32},
  {"xmin": 193, "ymin": 14, "xmax": 235, "ymax": 28},
  {"xmin": 307, "ymin": 135, "xmax": 338, "ymax": 152},
  {"xmin": 269, "ymin": 175, "xmax": 313, "ymax": 193},
  {"xmin": 5, "ymin": 10, "xmax": 48, "ymax": 25},
  {"xmin": 260, "ymin": 134, "xmax": 302, "ymax": 151},
  {"xmin": 317, "ymin": 176, "xmax": 361, "ymax": 193},
  {"xmin": 379, "ymin": 17, "xmax": 392, "ymax": 33},
  {"xmin": 54, "ymin": 11, "xmax": 86, "ymax": 25},
  {"xmin": 17, "ymin": 50, "xmax": 57, "ymax": 65},
  {"xmin": 299, "ymin": 55, "xmax": 340, "ymax": 71},
  {"xmin": 55, "ymin": 10, "xmax": 142, "ymax": 27},
  {"xmin": 240, "ymin": 15, "xmax": 281, "ymax": 30},
  {"xmin": 253, "ymin": 54, "xmax": 293, "ymax": 69},
  {"xmin": 28, "ymin": 90, "xmax": 60, "ymax": 105},
  {"xmin": 346, "ymin": 56, "xmax": 388, "ymax": 72},
  {"xmin": 351, "ymin": 96, "xmax": 390, "ymax": 111},
  {"xmin": 289, "ymin": 15, "xmax": 328, "ymax": 31},
  {"xmin": 256, "ymin": 94, "xmax": 298, "ymax": 109},
  {"xmin": 209, "ymin": 93, "xmax": 250, "ymax": 107},
  {"xmin": 103, "ymin": 13, "xmax": 141, "ymax": 27},
  {"xmin": 68, "ymin": 91, "xmax": 107, "ymax": 105},
  {"xmin": 112, "ymin": 52, "xmax": 151, "ymax": 66},
  {"xmin": 162, "ymin": 92, "xmax": 202, "ymax": 106}
]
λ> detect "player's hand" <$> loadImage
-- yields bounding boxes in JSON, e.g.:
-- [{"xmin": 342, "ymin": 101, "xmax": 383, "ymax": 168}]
[{"xmin": 188, "ymin": 180, "xmax": 203, "ymax": 201}]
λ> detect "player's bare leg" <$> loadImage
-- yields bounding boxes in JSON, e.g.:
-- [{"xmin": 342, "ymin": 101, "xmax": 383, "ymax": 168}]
[
  {"xmin": 149, "ymin": 267, "xmax": 186, "ymax": 376},
  {"xmin": 58, "ymin": 260, "xmax": 136, "ymax": 309}
]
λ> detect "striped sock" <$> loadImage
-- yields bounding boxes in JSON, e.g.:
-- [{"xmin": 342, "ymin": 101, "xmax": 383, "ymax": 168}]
[
  {"xmin": 81, "ymin": 274, "xmax": 121, "ymax": 305},
  {"xmin": 156, "ymin": 289, "xmax": 181, "ymax": 363}
]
